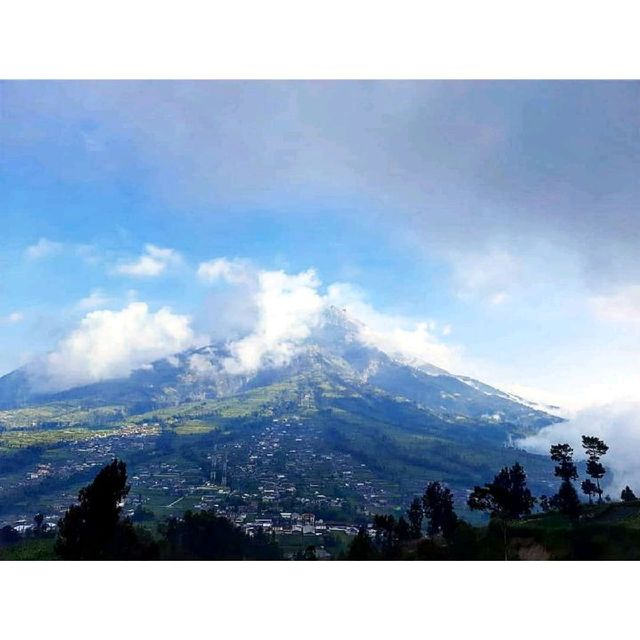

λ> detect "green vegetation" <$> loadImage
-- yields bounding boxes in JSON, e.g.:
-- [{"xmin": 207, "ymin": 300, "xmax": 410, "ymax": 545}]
[
  {"xmin": 346, "ymin": 434, "xmax": 640, "ymax": 560},
  {"xmin": 0, "ymin": 427, "xmax": 118, "ymax": 450},
  {"xmin": 4, "ymin": 437, "xmax": 640, "ymax": 560}
]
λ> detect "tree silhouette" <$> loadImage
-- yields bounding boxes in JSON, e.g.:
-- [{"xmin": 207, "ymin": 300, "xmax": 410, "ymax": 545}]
[
  {"xmin": 422, "ymin": 481, "xmax": 458, "ymax": 542},
  {"xmin": 407, "ymin": 497, "xmax": 423, "ymax": 539},
  {"xmin": 0, "ymin": 525, "xmax": 20, "ymax": 547},
  {"xmin": 373, "ymin": 514, "xmax": 399, "ymax": 558},
  {"xmin": 581, "ymin": 479, "xmax": 597, "ymax": 504},
  {"xmin": 550, "ymin": 443, "xmax": 578, "ymax": 481},
  {"xmin": 582, "ymin": 436, "xmax": 608, "ymax": 504},
  {"xmin": 33, "ymin": 513, "xmax": 45, "ymax": 537},
  {"xmin": 581, "ymin": 435, "xmax": 609, "ymax": 460},
  {"xmin": 347, "ymin": 526, "xmax": 378, "ymax": 560},
  {"xmin": 302, "ymin": 545, "xmax": 317, "ymax": 560},
  {"xmin": 395, "ymin": 516, "xmax": 411, "ymax": 542},
  {"xmin": 467, "ymin": 462, "xmax": 534, "ymax": 559},
  {"xmin": 553, "ymin": 480, "xmax": 581, "ymax": 519},
  {"xmin": 621, "ymin": 486, "xmax": 637, "ymax": 502},
  {"xmin": 550, "ymin": 443, "xmax": 581, "ymax": 518},
  {"xmin": 164, "ymin": 509, "xmax": 281, "ymax": 560},
  {"xmin": 55, "ymin": 459, "xmax": 157, "ymax": 559}
]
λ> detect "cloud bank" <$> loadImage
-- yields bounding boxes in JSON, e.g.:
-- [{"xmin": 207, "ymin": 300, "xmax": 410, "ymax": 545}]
[
  {"xmin": 33, "ymin": 302, "xmax": 197, "ymax": 391},
  {"xmin": 518, "ymin": 402, "xmax": 640, "ymax": 496},
  {"xmin": 196, "ymin": 258, "xmax": 460, "ymax": 376},
  {"xmin": 6, "ymin": 82, "xmax": 639, "ymax": 291}
]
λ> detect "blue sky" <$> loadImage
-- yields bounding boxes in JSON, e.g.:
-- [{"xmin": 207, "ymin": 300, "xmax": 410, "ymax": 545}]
[{"xmin": 1, "ymin": 81, "xmax": 639, "ymax": 409}]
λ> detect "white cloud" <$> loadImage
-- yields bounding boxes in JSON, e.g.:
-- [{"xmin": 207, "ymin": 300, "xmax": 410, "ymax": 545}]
[
  {"xmin": 0, "ymin": 311, "xmax": 24, "ymax": 325},
  {"xmin": 197, "ymin": 257, "xmax": 252, "ymax": 285},
  {"xmin": 450, "ymin": 249, "xmax": 520, "ymax": 305},
  {"xmin": 25, "ymin": 238, "xmax": 64, "ymax": 260},
  {"xmin": 489, "ymin": 291, "xmax": 508, "ymax": 306},
  {"xmin": 518, "ymin": 401, "xmax": 640, "ymax": 496},
  {"xmin": 590, "ymin": 285, "xmax": 640, "ymax": 324},
  {"xmin": 223, "ymin": 269, "xmax": 324, "ymax": 374},
  {"xmin": 188, "ymin": 352, "xmax": 218, "ymax": 378},
  {"xmin": 200, "ymin": 260, "xmax": 460, "ymax": 376},
  {"xmin": 116, "ymin": 244, "xmax": 182, "ymax": 277},
  {"xmin": 326, "ymin": 282, "xmax": 460, "ymax": 372},
  {"xmin": 76, "ymin": 289, "xmax": 113, "ymax": 310},
  {"xmin": 34, "ymin": 302, "xmax": 197, "ymax": 391}
]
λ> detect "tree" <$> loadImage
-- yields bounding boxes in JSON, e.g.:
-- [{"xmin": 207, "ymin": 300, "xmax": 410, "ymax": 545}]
[
  {"xmin": 422, "ymin": 481, "xmax": 458, "ymax": 542},
  {"xmin": 0, "ymin": 525, "xmax": 20, "ymax": 547},
  {"xmin": 586, "ymin": 460, "xmax": 606, "ymax": 503},
  {"xmin": 552, "ymin": 480, "xmax": 581, "ymax": 519},
  {"xmin": 55, "ymin": 458, "xmax": 157, "ymax": 559},
  {"xmin": 582, "ymin": 436, "xmax": 609, "ymax": 504},
  {"xmin": 407, "ymin": 497, "xmax": 423, "ymax": 539},
  {"xmin": 164, "ymin": 509, "xmax": 281, "ymax": 560},
  {"xmin": 550, "ymin": 443, "xmax": 581, "ymax": 518},
  {"xmin": 373, "ymin": 514, "xmax": 399, "ymax": 558},
  {"xmin": 302, "ymin": 545, "xmax": 317, "ymax": 561},
  {"xmin": 538, "ymin": 495, "xmax": 552, "ymax": 513},
  {"xmin": 581, "ymin": 435, "xmax": 609, "ymax": 461},
  {"xmin": 550, "ymin": 443, "xmax": 578, "ymax": 481},
  {"xmin": 467, "ymin": 462, "xmax": 535, "ymax": 559},
  {"xmin": 33, "ymin": 513, "xmax": 45, "ymax": 536},
  {"xmin": 581, "ymin": 479, "xmax": 598, "ymax": 504},
  {"xmin": 395, "ymin": 516, "xmax": 411, "ymax": 542},
  {"xmin": 347, "ymin": 526, "xmax": 378, "ymax": 560},
  {"xmin": 621, "ymin": 486, "xmax": 637, "ymax": 502}
]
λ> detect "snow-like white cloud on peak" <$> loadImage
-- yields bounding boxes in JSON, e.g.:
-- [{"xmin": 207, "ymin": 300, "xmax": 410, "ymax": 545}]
[
  {"xmin": 28, "ymin": 258, "xmax": 459, "ymax": 389},
  {"xmin": 325, "ymin": 282, "xmax": 460, "ymax": 371},
  {"xmin": 197, "ymin": 258, "xmax": 459, "ymax": 375},
  {"xmin": 34, "ymin": 302, "xmax": 197, "ymax": 391},
  {"xmin": 116, "ymin": 244, "xmax": 182, "ymax": 277},
  {"xmin": 223, "ymin": 269, "xmax": 324, "ymax": 374}
]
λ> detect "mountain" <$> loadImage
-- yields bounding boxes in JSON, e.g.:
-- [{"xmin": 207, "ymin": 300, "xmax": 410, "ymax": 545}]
[
  {"xmin": 0, "ymin": 306, "xmax": 559, "ymax": 430},
  {"xmin": 0, "ymin": 307, "xmax": 562, "ymax": 518}
]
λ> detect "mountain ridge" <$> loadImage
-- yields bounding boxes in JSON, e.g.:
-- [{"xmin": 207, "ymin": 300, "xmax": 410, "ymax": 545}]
[{"xmin": 0, "ymin": 306, "xmax": 561, "ymax": 435}]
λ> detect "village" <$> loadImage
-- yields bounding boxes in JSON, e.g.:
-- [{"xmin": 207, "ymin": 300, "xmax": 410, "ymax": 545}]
[{"xmin": 1, "ymin": 414, "xmax": 404, "ymax": 557}]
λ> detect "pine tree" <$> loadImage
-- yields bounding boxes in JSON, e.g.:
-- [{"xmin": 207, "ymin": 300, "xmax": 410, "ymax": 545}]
[
  {"xmin": 553, "ymin": 480, "xmax": 581, "ymax": 519},
  {"xmin": 55, "ymin": 458, "xmax": 157, "ymax": 559},
  {"xmin": 467, "ymin": 462, "xmax": 535, "ymax": 559},
  {"xmin": 550, "ymin": 443, "xmax": 578, "ymax": 482},
  {"xmin": 407, "ymin": 497, "xmax": 424, "ymax": 539},
  {"xmin": 347, "ymin": 526, "xmax": 378, "ymax": 560},
  {"xmin": 395, "ymin": 516, "xmax": 411, "ymax": 542},
  {"xmin": 621, "ymin": 486, "xmax": 637, "ymax": 502},
  {"xmin": 582, "ymin": 436, "xmax": 609, "ymax": 504},
  {"xmin": 550, "ymin": 443, "xmax": 581, "ymax": 518},
  {"xmin": 581, "ymin": 479, "xmax": 597, "ymax": 504},
  {"xmin": 422, "ymin": 481, "xmax": 458, "ymax": 542}
]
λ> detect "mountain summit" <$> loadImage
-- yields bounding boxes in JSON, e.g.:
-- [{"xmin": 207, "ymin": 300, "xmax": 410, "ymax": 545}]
[{"xmin": 0, "ymin": 305, "xmax": 559, "ymax": 432}]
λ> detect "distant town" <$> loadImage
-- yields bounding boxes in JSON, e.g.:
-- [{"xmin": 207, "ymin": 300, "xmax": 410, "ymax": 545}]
[{"xmin": 1, "ymin": 412, "xmax": 441, "ymax": 559}]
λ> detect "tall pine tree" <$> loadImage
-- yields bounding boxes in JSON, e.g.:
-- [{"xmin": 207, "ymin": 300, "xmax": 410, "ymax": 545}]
[{"xmin": 581, "ymin": 436, "xmax": 609, "ymax": 504}]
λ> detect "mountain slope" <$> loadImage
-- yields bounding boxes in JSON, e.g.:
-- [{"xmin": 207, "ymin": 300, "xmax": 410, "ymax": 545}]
[
  {"xmin": 0, "ymin": 307, "xmax": 560, "ymax": 434},
  {"xmin": 0, "ymin": 308, "xmax": 564, "ymax": 520}
]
